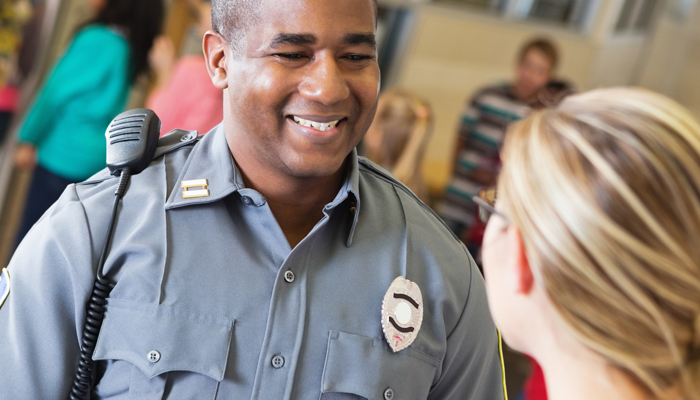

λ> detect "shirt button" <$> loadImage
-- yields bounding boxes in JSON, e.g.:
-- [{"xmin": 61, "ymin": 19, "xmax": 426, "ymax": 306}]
[
  {"xmin": 284, "ymin": 270, "xmax": 295, "ymax": 283},
  {"xmin": 241, "ymin": 196, "xmax": 253, "ymax": 206},
  {"xmin": 383, "ymin": 388, "xmax": 394, "ymax": 400},
  {"xmin": 147, "ymin": 350, "xmax": 161, "ymax": 363},
  {"xmin": 271, "ymin": 355, "xmax": 285, "ymax": 369},
  {"xmin": 180, "ymin": 131, "xmax": 197, "ymax": 141}
]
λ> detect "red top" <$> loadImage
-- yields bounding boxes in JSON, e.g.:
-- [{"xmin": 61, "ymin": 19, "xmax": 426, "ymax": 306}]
[
  {"xmin": 524, "ymin": 357, "xmax": 548, "ymax": 400},
  {"xmin": 0, "ymin": 85, "xmax": 19, "ymax": 112},
  {"xmin": 146, "ymin": 56, "xmax": 223, "ymax": 137}
]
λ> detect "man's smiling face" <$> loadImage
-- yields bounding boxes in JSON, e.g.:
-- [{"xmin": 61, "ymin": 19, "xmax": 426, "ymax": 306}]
[{"xmin": 223, "ymin": 0, "xmax": 380, "ymax": 180}]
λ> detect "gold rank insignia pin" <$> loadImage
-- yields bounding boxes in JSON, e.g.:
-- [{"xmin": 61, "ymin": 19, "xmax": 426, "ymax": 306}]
[
  {"xmin": 381, "ymin": 276, "xmax": 423, "ymax": 352},
  {"xmin": 0, "ymin": 268, "xmax": 10, "ymax": 310},
  {"xmin": 181, "ymin": 179, "xmax": 210, "ymax": 199}
]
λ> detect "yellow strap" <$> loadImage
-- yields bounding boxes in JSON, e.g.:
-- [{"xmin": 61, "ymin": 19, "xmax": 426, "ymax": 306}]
[{"xmin": 498, "ymin": 328, "xmax": 509, "ymax": 400}]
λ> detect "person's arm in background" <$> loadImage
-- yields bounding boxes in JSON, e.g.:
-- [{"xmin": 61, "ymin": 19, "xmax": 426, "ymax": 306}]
[
  {"xmin": 451, "ymin": 95, "xmax": 481, "ymax": 169},
  {"xmin": 15, "ymin": 26, "xmax": 129, "ymax": 164},
  {"xmin": 146, "ymin": 35, "xmax": 176, "ymax": 101},
  {"xmin": 145, "ymin": 35, "xmax": 185, "ymax": 136}
]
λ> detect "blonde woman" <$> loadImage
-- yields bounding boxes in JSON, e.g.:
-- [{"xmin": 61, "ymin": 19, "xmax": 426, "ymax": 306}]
[
  {"xmin": 476, "ymin": 88, "xmax": 700, "ymax": 400},
  {"xmin": 363, "ymin": 89, "xmax": 432, "ymax": 201}
]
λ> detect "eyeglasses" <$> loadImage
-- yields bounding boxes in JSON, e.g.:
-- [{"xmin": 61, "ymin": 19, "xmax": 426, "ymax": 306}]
[{"xmin": 472, "ymin": 187, "xmax": 510, "ymax": 224}]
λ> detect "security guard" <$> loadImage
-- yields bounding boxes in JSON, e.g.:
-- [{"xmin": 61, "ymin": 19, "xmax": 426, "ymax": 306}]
[{"xmin": 0, "ymin": 0, "xmax": 506, "ymax": 398}]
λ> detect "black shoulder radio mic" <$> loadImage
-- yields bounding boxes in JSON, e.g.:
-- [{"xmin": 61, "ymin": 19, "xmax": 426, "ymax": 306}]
[{"xmin": 69, "ymin": 109, "xmax": 160, "ymax": 400}]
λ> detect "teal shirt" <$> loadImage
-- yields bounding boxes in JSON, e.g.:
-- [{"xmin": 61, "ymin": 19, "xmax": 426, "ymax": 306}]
[{"xmin": 19, "ymin": 24, "xmax": 131, "ymax": 181}]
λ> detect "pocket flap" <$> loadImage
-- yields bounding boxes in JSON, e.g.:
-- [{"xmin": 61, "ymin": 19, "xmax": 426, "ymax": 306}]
[
  {"xmin": 322, "ymin": 331, "xmax": 440, "ymax": 400},
  {"xmin": 93, "ymin": 299, "xmax": 234, "ymax": 381}
]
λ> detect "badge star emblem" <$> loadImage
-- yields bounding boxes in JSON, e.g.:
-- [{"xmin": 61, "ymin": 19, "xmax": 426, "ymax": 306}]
[{"xmin": 381, "ymin": 276, "xmax": 423, "ymax": 352}]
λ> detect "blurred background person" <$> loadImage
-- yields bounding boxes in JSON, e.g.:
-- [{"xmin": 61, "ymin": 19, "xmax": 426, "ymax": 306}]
[
  {"xmin": 145, "ymin": 0, "xmax": 222, "ymax": 136},
  {"xmin": 438, "ymin": 37, "xmax": 560, "ymax": 260},
  {"xmin": 479, "ymin": 87, "xmax": 700, "ymax": 400},
  {"xmin": 530, "ymin": 80, "xmax": 577, "ymax": 111},
  {"xmin": 12, "ymin": 0, "xmax": 164, "ymax": 246},
  {"xmin": 363, "ymin": 89, "xmax": 433, "ymax": 202}
]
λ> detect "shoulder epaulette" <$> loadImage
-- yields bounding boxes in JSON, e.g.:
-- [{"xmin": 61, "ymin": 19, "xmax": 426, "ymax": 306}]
[
  {"xmin": 358, "ymin": 157, "xmax": 421, "ymax": 202},
  {"xmin": 358, "ymin": 156, "xmax": 460, "ymax": 242},
  {"xmin": 153, "ymin": 129, "xmax": 201, "ymax": 159},
  {"xmin": 358, "ymin": 157, "xmax": 402, "ymax": 186},
  {"xmin": 79, "ymin": 129, "xmax": 201, "ymax": 186}
]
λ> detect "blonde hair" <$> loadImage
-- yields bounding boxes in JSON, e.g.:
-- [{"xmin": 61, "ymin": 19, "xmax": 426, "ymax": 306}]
[
  {"xmin": 364, "ymin": 89, "xmax": 432, "ymax": 201},
  {"xmin": 499, "ymin": 87, "xmax": 700, "ymax": 399}
]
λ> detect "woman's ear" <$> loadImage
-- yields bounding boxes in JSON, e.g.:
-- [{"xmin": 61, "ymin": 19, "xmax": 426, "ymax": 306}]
[
  {"xmin": 203, "ymin": 31, "xmax": 228, "ymax": 90},
  {"xmin": 509, "ymin": 226, "xmax": 535, "ymax": 295}
]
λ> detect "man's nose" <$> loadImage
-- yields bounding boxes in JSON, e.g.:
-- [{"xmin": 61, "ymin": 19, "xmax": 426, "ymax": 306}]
[{"xmin": 299, "ymin": 54, "xmax": 350, "ymax": 105}]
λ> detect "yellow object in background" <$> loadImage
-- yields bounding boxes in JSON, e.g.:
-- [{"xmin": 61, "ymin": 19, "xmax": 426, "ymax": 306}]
[{"xmin": 0, "ymin": 0, "xmax": 32, "ymax": 88}]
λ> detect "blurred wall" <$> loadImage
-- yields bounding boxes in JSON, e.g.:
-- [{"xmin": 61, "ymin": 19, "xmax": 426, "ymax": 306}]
[
  {"xmin": 636, "ymin": 2, "xmax": 700, "ymax": 99},
  {"xmin": 674, "ymin": 5, "xmax": 700, "ymax": 116},
  {"xmin": 391, "ymin": 0, "xmax": 700, "ymax": 194}
]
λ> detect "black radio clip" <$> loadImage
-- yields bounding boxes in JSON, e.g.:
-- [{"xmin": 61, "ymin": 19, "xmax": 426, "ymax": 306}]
[{"xmin": 69, "ymin": 109, "xmax": 160, "ymax": 399}]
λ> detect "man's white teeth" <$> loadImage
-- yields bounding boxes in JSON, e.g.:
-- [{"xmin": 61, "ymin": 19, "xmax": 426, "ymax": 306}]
[{"xmin": 292, "ymin": 116, "xmax": 340, "ymax": 131}]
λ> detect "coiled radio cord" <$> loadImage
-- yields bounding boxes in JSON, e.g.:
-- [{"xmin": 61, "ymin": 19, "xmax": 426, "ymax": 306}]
[{"xmin": 69, "ymin": 169, "xmax": 131, "ymax": 400}]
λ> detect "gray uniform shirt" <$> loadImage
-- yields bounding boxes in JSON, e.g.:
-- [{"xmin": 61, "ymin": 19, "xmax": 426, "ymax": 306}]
[{"xmin": 0, "ymin": 124, "xmax": 506, "ymax": 399}]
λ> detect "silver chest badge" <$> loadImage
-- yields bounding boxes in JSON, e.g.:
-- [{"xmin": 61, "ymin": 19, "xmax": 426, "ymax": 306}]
[
  {"xmin": 381, "ymin": 276, "xmax": 423, "ymax": 352},
  {"xmin": 0, "ymin": 268, "xmax": 10, "ymax": 310}
]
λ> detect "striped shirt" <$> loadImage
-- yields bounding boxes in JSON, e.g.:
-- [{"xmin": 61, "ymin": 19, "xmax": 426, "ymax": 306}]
[{"xmin": 439, "ymin": 85, "xmax": 531, "ymax": 234}]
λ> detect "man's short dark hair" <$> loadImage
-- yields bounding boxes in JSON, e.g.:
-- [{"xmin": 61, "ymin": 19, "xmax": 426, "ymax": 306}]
[
  {"xmin": 211, "ymin": 0, "xmax": 260, "ymax": 51},
  {"xmin": 519, "ymin": 38, "xmax": 559, "ymax": 70},
  {"xmin": 211, "ymin": 0, "xmax": 377, "ymax": 53}
]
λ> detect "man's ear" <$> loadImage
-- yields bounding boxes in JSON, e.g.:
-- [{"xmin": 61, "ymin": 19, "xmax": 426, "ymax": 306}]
[
  {"xmin": 203, "ymin": 31, "xmax": 228, "ymax": 90},
  {"xmin": 509, "ymin": 226, "xmax": 535, "ymax": 295}
]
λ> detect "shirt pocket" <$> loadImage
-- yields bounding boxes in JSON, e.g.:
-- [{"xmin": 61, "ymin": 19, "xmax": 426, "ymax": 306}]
[
  {"xmin": 93, "ymin": 299, "xmax": 234, "ymax": 399},
  {"xmin": 321, "ymin": 330, "xmax": 440, "ymax": 400}
]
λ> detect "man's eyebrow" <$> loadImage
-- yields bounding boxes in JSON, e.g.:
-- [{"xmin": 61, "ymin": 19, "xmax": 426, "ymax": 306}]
[
  {"xmin": 343, "ymin": 33, "xmax": 376, "ymax": 50},
  {"xmin": 267, "ymin": 32, "xmax": 377, "ymax": 50},
  {"xmin": 269, "ymin": 33, "xmax": 316, "ymax": 48}
]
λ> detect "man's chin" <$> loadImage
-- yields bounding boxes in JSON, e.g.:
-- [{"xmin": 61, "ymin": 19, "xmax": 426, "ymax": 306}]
[{"xmin": 282, "ymin": 154, "xmax": 350, "ymax": 180}]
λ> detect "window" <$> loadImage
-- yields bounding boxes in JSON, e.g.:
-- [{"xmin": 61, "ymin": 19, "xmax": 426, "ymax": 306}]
[
  {"xmin": 522, "ymin": 0, "xmax": 598, "ymax": 29},
  {"xmin": 437, "ymin": 0, "xmax": 506, "ymax": 12},
  {"xmin": 432, "ymin": 0, "xmax": 601, "ymax": 31},
  {"xmin": 528, "ymin": 0, "xmax": 583, "ymax": 22},
  {"xmin": 614, "ymin": 0, "xmax": 660, "ymax": 33},
  {"xmin": 669, "ymin": 0, "xmax": 696, "ymax": 21}
]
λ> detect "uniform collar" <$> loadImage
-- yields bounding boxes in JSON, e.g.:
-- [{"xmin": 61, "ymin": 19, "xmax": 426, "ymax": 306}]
[
  {"xmin": 328, "ymin": 148, "xmax": 361, "ymax": 247},
  {"xmin": 165, "ymin": 123, "xmax": 361, "ymax": 247},
  {"xmin": 165, "ymin": 124, "xmax": 244, "ymax": 210}
]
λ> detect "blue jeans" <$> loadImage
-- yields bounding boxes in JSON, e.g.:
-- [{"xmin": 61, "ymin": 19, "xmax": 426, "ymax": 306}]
[{"xmin": 0, "ymin": 112, "xmax": 12, "ymax": 145}]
